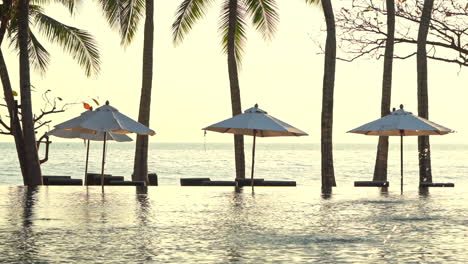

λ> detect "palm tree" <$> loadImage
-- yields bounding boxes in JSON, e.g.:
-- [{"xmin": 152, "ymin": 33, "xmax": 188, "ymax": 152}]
[
  {"xmin": 172, "ymin": 0, "xmax": 279, "ymax": 180},
  {"xmin": 1, "ymin": 0, "xmax": 100, "ymax": 185},
  {"xmin": 306, "ymin": 0, "xmax": 336, "ymax": 193},
  {"xmin": 96, "ymin": 0, "xmax": 153, "ymax": 183},
  {"xmin": 372, "ymin": 0, "xmax": 395, "ymax": 182},
  {"xmin": 133, "ymin": 0, "xmax": 154, "ymax": 183},
  {"xmin": 18, "ymin": 0, "xmax": 42, "ymax": 185},
  {"xmin": 416, "ymin": 0, "xmax": 435, "ymax": 184}
]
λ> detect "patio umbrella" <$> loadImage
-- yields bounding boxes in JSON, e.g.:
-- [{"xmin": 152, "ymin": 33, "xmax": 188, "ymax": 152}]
[
  {"xmin": 52, "ymin": 101, "xmax": 155, "ymax": 190},
  {"xmin": 347, "ymin": 104, "xmax": 453, "ymax": 193},
  {"xmin": 203, "ymin": 104, "xmax": 308, "ymax": 191},
  {"xmin": 47, "ymin": 127, "xmax": 132, "ymax": 185}
]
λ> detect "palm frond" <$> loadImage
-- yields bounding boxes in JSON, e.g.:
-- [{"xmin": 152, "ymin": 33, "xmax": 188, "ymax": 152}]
[
  {"xmin": 305, "ymin": 0, "xmax": 320, "ymax": 5},
  {"xmin": 120, "ymin": 0, "xmax": 145, "ymax": 46},
  {"xmin": 97, "ymin": 0, "xmax": 144, "ymax": 46},
  {"xmin": 6, "ymin": 27, "xmax": 50, "ymax": 75},
  {"xmin": 243, "ymin": 0, "xmax": 279, "ymax": 40},
  {"xmin": 219, "ymin": 0, "xmax": 247, "ymax": 65},
  {"xmin": 172, "ymin": 0, "xmax": 213, "ymax": 45},
  {"xmin": 31, "ymin": 0, "xmax": 76, "ymax": 15},
  {"xmin": 29, "ymin": 4, "xmax": 45, "ymax": 13},
  {"xmin": 28, "ymin": 30, "xmax": 50, "ymax": 75},
  {"xmin": 6, "ymin": 5, "xmax": 40, "ymax": 49},
  {"xmin": 34, "ymin": 12, "xmax": 100, "ymax": 76}
]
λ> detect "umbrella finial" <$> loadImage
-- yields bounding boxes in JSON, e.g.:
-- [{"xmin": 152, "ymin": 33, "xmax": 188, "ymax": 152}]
[
  {"xmin": 254, "ymin": 103, "xmax": 258, "ymax": 108},
  {"xmin": 400, "ymin": 104, "xmax": 404, "ymax": 109},
  {"xmin": 105, "ymin": 100, "xmax": 109, "ymax": 105}
]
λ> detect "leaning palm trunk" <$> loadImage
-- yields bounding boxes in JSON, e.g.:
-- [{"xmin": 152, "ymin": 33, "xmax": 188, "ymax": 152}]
[
  {"xmin": 18, "ymin": 0, "xmax": 42, "ymax": 185},
  {"xmin": 372, "ymin": 0, "xmax": 395, "ymax": 182},
  {"xmin": 0, "ymin": 50, "xmax": 28, "ymax": 180},
  {"xmin": 0, "ymin": 0, "xmax": 28, "ymax": 180},
  {"xmin": 133, "ymin": 0, "xmax": 154, "ymax": 184},
  {"xmin": 416, "ymin": 0, "xmax": 434, "ymax": 184},
  {"xmin": 227, "ymin": 0, "xmax": 246, "ymax": 179},
  {"xmin": 320, "ymin": 0, "xmax": 337, "ymax": 193}
]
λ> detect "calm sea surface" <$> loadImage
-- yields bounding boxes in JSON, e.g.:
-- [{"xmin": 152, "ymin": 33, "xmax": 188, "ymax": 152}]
[{"xmin": 0, "ymin": 142, "xmax": 467, "ymax": 263}]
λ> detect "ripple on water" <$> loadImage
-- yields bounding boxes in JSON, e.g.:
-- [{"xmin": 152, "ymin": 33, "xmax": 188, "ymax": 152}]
[{"xmin": 0, "ymin": 186, "xmax": 466, "ymax": 263}]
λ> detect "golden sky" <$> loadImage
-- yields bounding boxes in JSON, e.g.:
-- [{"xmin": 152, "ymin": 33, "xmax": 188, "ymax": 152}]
[{"xmin": 1, "ymin": 1, "xmax": 466, "ymax": 144}]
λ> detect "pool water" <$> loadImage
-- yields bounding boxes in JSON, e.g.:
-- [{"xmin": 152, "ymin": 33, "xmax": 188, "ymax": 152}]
[{"xmin": 0, "ymin": 186, "xmax": 466, "ymax": 263}]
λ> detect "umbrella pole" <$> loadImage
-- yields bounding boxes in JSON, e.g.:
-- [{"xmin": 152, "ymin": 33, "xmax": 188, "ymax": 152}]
[
  {"xmin": 101, "ymin": 132, "xmax": 107, "ymax": 193},
  {"xmin": 84, "ymin": 139, "xmax": 90, "ymax": 186},
  {"xmin": 400, "ymin": 131, "xmax": 403, "ymax": 194},
  {"xmin": 251, "ymin": 130, "xmax": 256, "ymax": 192}
]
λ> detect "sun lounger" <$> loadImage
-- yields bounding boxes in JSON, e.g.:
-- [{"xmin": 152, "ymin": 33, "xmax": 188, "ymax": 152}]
[
  {"xmin": 108, "ymin": 180, "xmax": 145, "ymax": 186},
  {"xmin": 47, "ymin": 178, "xmax": 82, "ymax": 185},
  {"xmin": 419, "ymin": 182, "xmax": 454, "ymax": 187},
  {"xmin": 354, "ymin": 181, "xmax": 389, "ymax": 187},
  {"xmin": 180, "ymin": 177, "xmax": 296, "ymax": 187}
]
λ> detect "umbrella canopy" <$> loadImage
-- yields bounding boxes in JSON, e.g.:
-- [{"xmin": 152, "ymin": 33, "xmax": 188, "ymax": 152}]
[
  {"xmin": 203, "ymin": 105, "xmax": 308, "ymax": 137},
  {"xmin": 47, "ymin": 127, "xmax": 132, "ymax": 142},
  {"xmin": 348, "ymin": 107, "xmax": 453, "ymax": 136},
  {"xmin": 55, "ymin": 102, "xmax": 155, "ymax": 135},
  {"xmin": 348, "ymin": 104, "xmax": 454, "ymax": 193},
  {"xmin": 203, "ymin": 104, "xmax": 307, "ymax": 191},
  {"xmin": 51, "ymin": 101, "xmax": 155, "ymax": 190}
]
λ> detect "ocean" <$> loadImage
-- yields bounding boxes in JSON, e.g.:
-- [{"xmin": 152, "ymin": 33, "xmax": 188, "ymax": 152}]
[
  {"xmin": 1, "ymin": 142, "xmax": 466, "ymax": 187},
  {"xmin": 0, "ymin": 142, "xmax": 467, "ymax": 263}
]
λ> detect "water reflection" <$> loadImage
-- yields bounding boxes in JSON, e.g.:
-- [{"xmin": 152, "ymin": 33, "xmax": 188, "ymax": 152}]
[
  {"xmin": 134, "ymin": 192, "xmax": 157, "ymax": 262},
  {"xmin": 0, "ymin": 186, "xmax": 467, "ymax": 264},
  {"xmin": 136, "ymin": 186, "xmax": 148, "ymax": 195},
  {"xmin": 418, "ymin": 187, "xmax": 430, "ymax": 197},
  {"xmin": 380, "ymin": 187, "xmax": 389, "ymax": 196},
  {"xmin": 224, "ymin": 191, "xmax": 246, "ymax": 263},
  {"xmin": 4, "ymin": 187, "xmax": 40, "ymax": 263}
]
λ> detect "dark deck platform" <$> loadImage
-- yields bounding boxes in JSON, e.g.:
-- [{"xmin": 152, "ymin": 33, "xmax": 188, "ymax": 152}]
[
  {"xmin": 180, "ymin": 178, "xmax": 296, "ymax": 187},
  {"xmin": 44, "ymin": 176, "xmax": 82, "ymax": 186},
  {"xmin": 108, "ymin": 180, "xmax": 145, "ymax": 186},
  {"xmin": 44, "ymin": 173, "xmax": 152, "ymax": 186},
  {"xmin": 354, "ymin": 181, "xmax": 389, "ymax": 187},
  {"xmin": 87, "ymin": 173, "xmax": 150, "ymax": 186},
  {"xmin": 420, "ymin": 182, "xmax": 454, "ymax": 187}
]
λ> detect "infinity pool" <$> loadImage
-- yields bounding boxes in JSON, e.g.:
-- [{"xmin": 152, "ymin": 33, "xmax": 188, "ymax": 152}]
[{"xmin": 0, "ymin": 186, "xmax": 466, "ymax": 263}]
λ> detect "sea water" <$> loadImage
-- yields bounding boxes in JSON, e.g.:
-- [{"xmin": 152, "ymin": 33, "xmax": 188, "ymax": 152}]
[{"xmin": 0, "ymin": 143, "xmax": 467, "ymax": 263}]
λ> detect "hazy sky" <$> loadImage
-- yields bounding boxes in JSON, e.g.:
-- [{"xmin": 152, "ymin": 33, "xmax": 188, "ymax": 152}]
[{"xmin": 0, "ymin": 1, "xmax": 466, "ymax": 145}]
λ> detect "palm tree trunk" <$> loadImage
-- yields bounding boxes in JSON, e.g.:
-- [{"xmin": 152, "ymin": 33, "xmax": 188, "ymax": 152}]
[
  {"xmin": 0, "ymin": 50, "xmax": 28, "ymax": 181},
  {"xmin": 373, "ymin": 0, "xmax": 395, "ymax": 182},
  {"xmin": 227, "ymin": 0, "xmax": 245, "ymax": 179},
  {"xmin": 417, "ymin": 0, "xmax": 434, "ymax": 184},
  {"xmin": 0, "ymin": 0, "xmax": 28, "ymax": 181},
  {"xmin": 18, "ymin": 0, "xmax": 42, "ymax": 185},
  {"xmin": 320, "ymin": 0, "xmax": 336, "ymax": 193},
  {"xmin": 133, "ymin": 0, "xmax": 154, "ymax": 185}
]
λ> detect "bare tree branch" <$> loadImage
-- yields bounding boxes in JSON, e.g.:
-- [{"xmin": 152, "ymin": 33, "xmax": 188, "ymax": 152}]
[
  {"xmin": 335, "ymin": 0, "xmax": 467, "ymax": 67},
  {"xmin": 34, "ymin": 108, "xmax": 65, "ymax": 123},
  {"xmin": 34, "ymin": 120, "xmax": 51, "ymax": 130},
  {"xmin": 1, "ymin": 88, "xmax": 73, "ymax": 139},
  {"xmin": 0, "ymin": 117, "xmax": 10, "ymax": 131}
]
